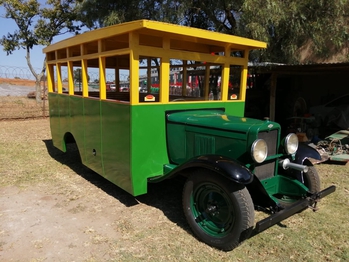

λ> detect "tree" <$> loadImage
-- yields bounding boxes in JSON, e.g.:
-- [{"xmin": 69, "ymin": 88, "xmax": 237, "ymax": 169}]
[
  {"xmin": 177, "ymin": 0, "xmax": 349, "ymax": 63},
  {"xmin": 73, "ymin": 68, "xmax": 90, "ymax": 83},
  {"xmin": 77, "ymin": 0, "xmax": 349, "ymax": 64},
  {"xmin": 76, "ymin": 0, "xmax": 184, "ymax": 28},
  {"xmin": 76, "ymin": 0, "xmax": 141, "ymax": 28},
  {"xmin": 0, "ymin": 0, "xmax": 81, "ymax": 102},
  {"xmin": 240, "ymin": 0, "xmax": 349, "ymax": 63}
]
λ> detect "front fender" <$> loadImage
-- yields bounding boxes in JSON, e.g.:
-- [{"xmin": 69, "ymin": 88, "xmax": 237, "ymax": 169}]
[
  {"xmin": 295, "ymin": 143, "xmax": 321, "ymax": 165},
  {"xmin": 282, "ymin": 143, "xmax": 322, "ymax": 183},
  {"xmin": 155, "ymin": 155, "xmax": 254, "ymax": 184}
]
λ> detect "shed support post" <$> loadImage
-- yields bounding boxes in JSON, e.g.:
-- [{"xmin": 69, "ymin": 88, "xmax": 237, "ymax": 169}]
[{"xmin": 269, "ymin": 72, "xmax": 277, "ymax": 121}]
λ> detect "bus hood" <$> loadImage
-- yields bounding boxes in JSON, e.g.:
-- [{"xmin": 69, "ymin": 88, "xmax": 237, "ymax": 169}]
[{"xmin": 166, "ymin": 109, "xmax": 280, "ymax": 133}]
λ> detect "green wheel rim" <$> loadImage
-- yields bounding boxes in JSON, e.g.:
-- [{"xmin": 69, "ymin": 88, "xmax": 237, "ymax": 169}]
[{"xmin": 190, "ymin": 183, "xmax": 235, "ymax": 237}]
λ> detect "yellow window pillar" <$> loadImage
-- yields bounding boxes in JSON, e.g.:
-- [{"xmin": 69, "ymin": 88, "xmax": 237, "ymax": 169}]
[
  {"xmin": 99, "ymin": 57, "xmax": 106, "ymax": 100},
  {"xmin": 67, "ymin": 61, "xmax": 74, "ymax": 95},
  {"xmin": 98, "ymin": 40, "xmax": 106, "ymax": 100},
  {"xmin": 46, "ymin": 64, "xmax": 54, "ymax": 93},
  {"xmin": 129, "ymin": 32, "xmax": 139, "ymax": 104},
  {"xmin": 56, "ymin": 63, "xmax": 63, "ymax": 94},
  {"xmin": 160, "ymin": 38, "xmax": 170, "ymax": 103},
  {"xmin": 239, "ymin": 53, "xmax": 249, "ymax": 102}
]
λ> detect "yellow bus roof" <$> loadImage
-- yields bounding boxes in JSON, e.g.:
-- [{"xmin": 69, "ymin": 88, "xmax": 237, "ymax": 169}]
[{"xmin": 43, "ymin": 19, "xmax": 266, "ymax": 53}]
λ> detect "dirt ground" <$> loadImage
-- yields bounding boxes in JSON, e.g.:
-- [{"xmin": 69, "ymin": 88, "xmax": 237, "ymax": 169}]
[
  {"xmin": 0, "ymin": 119, "xmax": 194, "ymax": 262},
  {"xmin": 0, "ymin": 119, "xmax": 348, "ymax": 261},
  {"xmin": 0, "ymin": 78, "xmax": 37, "ymax": 87},
  {"xmin": 1, "ymin": 184, "xmax": 126, "ymax": 261},
  {"xmin": 0, "ymin": 78, "xmax": 37, "ymax": 98}
]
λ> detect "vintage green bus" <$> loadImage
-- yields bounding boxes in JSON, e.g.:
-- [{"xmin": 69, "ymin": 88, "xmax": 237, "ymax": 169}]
[{"xmin": 43, "ymin": 20, "xmax": 335, "ymax": 251}]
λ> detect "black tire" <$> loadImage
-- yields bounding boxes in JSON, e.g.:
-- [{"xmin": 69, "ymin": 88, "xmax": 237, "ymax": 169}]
[
  {"xmin": 182, "ymin": 169, "xmax": 254, "ymax": 251},
  {"xmin": 302, "ymin": 161, "xmax": 321, "ymax": 193}
]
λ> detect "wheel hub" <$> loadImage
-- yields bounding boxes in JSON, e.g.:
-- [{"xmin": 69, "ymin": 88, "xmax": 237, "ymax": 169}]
[{"xmin": 206, "ymin": 201, "xmax": 219, "ymax": 216}]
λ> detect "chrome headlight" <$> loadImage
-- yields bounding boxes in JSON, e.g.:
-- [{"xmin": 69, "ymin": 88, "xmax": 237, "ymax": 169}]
[
  {"xmin": 251, "ymin": 139, "xmax": 268, "ymax": 163},
  {"xmin": 285, "ymin": 133, "xmax": 299, "ymax": 155}
]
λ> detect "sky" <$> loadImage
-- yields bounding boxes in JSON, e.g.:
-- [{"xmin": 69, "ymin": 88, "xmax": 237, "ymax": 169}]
[
  {"xmin": 0, "ymin": 3, "xmax": 133, "ymax": 81},
  {"xmin": 0, "ymin": 4, "xmax": 74, "ymax": 72}
]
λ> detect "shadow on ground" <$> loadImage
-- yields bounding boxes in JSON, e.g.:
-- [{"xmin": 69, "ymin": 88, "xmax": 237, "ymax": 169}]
[
  {"xmin": 43, "ymin": 139, "xmax": 295, "ymax": 248},
  {"xmin": 42, "ymin": 139, "xmax": 190, "ymax": 232}
]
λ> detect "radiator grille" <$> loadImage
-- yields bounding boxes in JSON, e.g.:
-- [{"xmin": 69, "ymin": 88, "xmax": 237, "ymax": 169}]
[
  {"xmin": 258, "ymin": 129, "xmax": 278, "ymax": 156},
  {"xmin": 254, "ymin": 161, "xmax": 276, "ymax": 180},
  {"xmin": 255, "ymin": 129, "xmax": 278, "ymax": 180}
]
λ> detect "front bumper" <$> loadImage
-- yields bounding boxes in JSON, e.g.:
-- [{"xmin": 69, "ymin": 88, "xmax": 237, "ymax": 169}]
[{"xmin": 255, "ymin": 185, "xmax": 336, "ymax": 233}]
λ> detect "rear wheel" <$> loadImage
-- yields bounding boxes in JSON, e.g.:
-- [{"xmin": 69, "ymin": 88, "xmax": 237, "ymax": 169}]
[{"xmin": 182, "ymin": 169, "xmax": 254, "ymax": 251}]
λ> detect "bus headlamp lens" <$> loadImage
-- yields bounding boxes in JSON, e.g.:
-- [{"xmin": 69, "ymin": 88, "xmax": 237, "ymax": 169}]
[
  {"xmin": 251, "ymin": 139, "xmax": 268, "ymax": 163},
  {"xmin": 285, "ymin": 133, "xmax": 299, "ymax": 155}
]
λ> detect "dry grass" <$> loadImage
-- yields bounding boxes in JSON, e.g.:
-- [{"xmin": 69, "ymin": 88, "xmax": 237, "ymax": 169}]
[
  {"xmin": 0, "ymin": 98, "xmax": 348, "ymax": 261},
  {"xmin": 0, "ymin": 96, "xmax": 48, "ymax": 120}
]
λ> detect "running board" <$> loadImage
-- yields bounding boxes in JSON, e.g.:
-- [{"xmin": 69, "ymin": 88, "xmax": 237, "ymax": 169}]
[{"xmin": 255, "ymin": 185, "xmax": 336, "ymax": 233}]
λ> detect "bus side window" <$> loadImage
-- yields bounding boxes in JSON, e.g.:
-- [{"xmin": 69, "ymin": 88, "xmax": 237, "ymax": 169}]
[
  {"xmin": 228, "ymin": 66, "xmax": 242, "ymax": 100},
  {"xmin": 139, "ymin": 56, "xmax": 160, "ymax": 103}
]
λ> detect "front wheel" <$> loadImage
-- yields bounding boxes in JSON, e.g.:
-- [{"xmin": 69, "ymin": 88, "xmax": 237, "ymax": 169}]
[
  {"xmin": 277, "ymin": 160, "xmax": 321, "ymax": 207},
  {"xmin": 182, "ymin": 170, "xmax": 254, "ymax": 251},
  {"xmin": 303, "ymin": 160, "xmax": 321, "ymax": 193}
]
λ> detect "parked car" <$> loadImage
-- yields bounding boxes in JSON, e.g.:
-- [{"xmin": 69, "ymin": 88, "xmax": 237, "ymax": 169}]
[
  {"xmin": 139, "ymin": 86, "xmax": 147, "ymax": 93},
  {"xmin": 120, "ymin": 87, "xmax": 129, "ymax": 92}
]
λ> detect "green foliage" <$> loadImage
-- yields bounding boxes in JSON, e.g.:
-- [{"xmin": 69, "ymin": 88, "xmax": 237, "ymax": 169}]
[
  {"xmin": 73, "ymin": 68, "xmax": 90, "ymax": 83},
  {"xmin": 0, "ymin": 0, "xmax": 40, "ymax": 53},
  {"xmin": 0, "ymin": 0, "xmax": 81, "ymax": 55},
  {"xmin": 241, "ymin": 0, "xmax": 349, "ymax": 63},
  {"xmin": 77, "ymin": 0, "xmax": 349, "ymax": 63},
  {"xmin": 76, "ymin": 0, "xmax": 183, "ymax": 28},
  {"xmin": 74, "ymin": 68, "xmax": 81, "ymax": 83},
  {"xmin": 76, "ymin": 0, "xmax": 140, "ymax": 28},
  {"xmin": 1, "ymin": 0, "xmax": 347, "ymax": 65},
  {"xmin": 0, "ymin": 0, "xmax": 82, "ymax": 102}
]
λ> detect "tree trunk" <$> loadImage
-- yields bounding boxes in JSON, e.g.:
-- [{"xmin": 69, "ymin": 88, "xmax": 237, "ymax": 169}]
[
  {"xmin": 26, "ymin": 49, "xmax": 46, "ymax": 104},
  {"xmin": 35, "ymin": 78, "xmax": 42, "ymax": 103}
]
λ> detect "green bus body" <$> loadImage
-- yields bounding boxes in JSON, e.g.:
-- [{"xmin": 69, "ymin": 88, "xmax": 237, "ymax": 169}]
[{"xmin": 49, "ymin": 93, "xmax": 246, "ymax": 195}]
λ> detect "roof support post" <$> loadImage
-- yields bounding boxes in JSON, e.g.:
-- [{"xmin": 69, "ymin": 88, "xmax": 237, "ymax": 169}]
[
  {"xmin": 269, "ymin": 72, "xmax": 277, "ymax": 121},
  {"xmin": 129, "ymin": 32, "xmax": 139, "ymax": 104}
]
